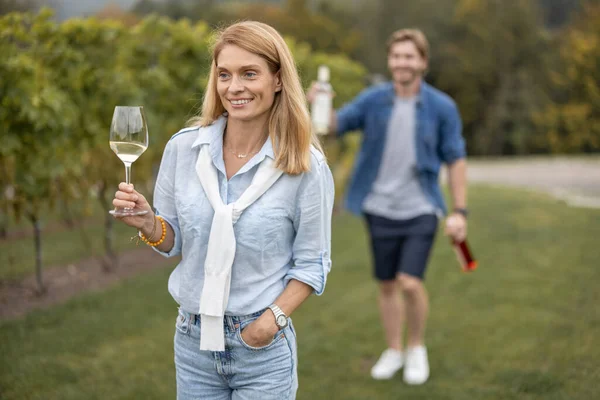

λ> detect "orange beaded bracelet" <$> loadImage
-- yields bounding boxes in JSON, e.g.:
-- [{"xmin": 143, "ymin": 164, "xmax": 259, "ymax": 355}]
[{"xmin": 140, "ymin": 215, "xmax": 167, "ymax": 247}]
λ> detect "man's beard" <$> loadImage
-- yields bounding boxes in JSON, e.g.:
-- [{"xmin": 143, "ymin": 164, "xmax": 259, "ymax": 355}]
[{"xmin": 393, "ymin": 68, "xmax": 421, "ymax": 86}]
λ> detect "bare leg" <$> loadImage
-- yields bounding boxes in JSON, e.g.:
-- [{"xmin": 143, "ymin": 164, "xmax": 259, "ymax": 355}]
[
  {"xmin": 377, "ymin": 280, "xmax": 405, "ymax": 351},
  {"xmin": 398, "ymin": 273, "xmax": 428, "ymax": 348}
]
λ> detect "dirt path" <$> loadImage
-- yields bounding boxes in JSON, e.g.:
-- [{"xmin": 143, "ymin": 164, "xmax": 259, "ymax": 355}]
[
  {"xmin": 462, "ymin": 157, "xmax": 600, "ymax": 208},
  {"xmin": 0, "ymin": 247, "xmax": 177, "ymax": 320}
]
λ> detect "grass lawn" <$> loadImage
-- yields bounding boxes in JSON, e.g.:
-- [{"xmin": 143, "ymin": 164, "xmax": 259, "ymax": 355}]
[{"xmin": 1, "ymin": 185, "xmax": 599, "ymax": 399}]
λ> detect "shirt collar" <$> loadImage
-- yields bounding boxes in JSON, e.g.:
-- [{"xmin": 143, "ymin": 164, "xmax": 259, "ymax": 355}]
[
  {"xmin": 191, "ymin": 114, "xmax": 276, "ymax": 182},
  {"xmin": 191, "ymin": 115, "xmax": 275, "ymax": 161},
  {"xmin": 385, "ymin": 80, "xmax": 426, "ymax": 106},
  {"xmin": 191, "ymin": 115, "xmax": 227, "ymax": 149},
  {"xmin": 256, "ymin": 134, "xmax": 276, "ymax": 161}
]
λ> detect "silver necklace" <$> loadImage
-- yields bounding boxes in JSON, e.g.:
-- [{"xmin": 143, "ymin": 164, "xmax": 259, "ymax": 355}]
[
  {"xmin": 223, "ymin": 137, "xmax": 264, "ymax": 159},
  {"xmin": 224, "ymin": 145, "xmax": 259, "ymax": 159}
]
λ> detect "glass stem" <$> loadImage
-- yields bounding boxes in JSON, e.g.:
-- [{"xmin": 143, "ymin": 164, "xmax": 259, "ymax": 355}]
[{"xmin": 124, "ymin": 162, "xmax": 132, "ymax": 185}]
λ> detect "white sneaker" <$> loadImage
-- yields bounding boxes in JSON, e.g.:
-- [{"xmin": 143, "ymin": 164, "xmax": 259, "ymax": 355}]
[
  {"xmin": 403, "ymin": 345, "xmax": 430, "ymax": 385},
  {"xmin": 370, "ymin": 348, "xmax": 404, "ymax": 380}
]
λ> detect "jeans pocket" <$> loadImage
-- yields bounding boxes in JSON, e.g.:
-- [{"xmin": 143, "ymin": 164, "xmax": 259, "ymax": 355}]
[
  {"xmin": 288, "ymin": 319, "xmax": 296, "ymax": 338},
  {"xmin": 175, "ymin": 309, "xmax": 190, "ymax": 335},
  {"xmin": 236, "ymin": 322, "xmax": 286, "ymax": 351}
]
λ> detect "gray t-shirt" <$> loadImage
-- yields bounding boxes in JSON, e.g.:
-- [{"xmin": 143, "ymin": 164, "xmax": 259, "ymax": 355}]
[{"xmin": 362, "ymin": 96, "xmax": 437, "ymax": 220}]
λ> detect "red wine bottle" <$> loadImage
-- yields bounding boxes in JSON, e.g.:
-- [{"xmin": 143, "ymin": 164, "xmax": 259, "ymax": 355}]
[{"xmin": 452, "ymin": 239, "xmax": 478, "ymax": 272}]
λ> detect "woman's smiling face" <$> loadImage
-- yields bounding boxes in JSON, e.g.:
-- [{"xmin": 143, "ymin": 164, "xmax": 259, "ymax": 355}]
[{"xmin": 216, "ymin": 45, "xmax": 282, "ymax": 123}]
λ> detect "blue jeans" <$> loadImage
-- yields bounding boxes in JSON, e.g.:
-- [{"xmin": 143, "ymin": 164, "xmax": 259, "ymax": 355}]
[{"xmin": 174, "ymin": 308, "xmax": 298, "ymax": 399}]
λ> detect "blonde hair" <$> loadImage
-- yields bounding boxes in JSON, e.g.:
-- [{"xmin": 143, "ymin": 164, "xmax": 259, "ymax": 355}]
[
  {"xmin": 189, "ymin": 21, "xmax": 322, "ymax": 175},
  {"xmin": 386, "ymin": 29, "xmax": 430, "ymax": 61}
]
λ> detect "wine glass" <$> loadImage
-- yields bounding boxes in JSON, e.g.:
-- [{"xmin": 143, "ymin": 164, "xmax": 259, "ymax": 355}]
[{"xmin": 108, "ymin": 106, "xmax": 149, "ymax": 216}]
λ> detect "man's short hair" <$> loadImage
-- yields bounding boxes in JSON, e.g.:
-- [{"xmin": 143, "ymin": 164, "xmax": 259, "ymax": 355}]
[{"xmin": 386, "ymin": 29, "xmax": 429, "ymax": 60}]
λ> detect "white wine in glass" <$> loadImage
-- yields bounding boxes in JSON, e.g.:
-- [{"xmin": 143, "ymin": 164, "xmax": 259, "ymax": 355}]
[{"xmin": 109, "ymin": 106, "xmax": 149, "ymax": 216}]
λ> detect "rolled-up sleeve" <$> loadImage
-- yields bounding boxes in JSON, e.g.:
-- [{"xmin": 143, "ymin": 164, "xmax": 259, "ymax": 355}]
[
  {"xmin": 152, "ymin": 139, "xmax": 182, "ymax": 257},
  {"xmin": 439, "ymin": 101, "xmax": 467, "ymax": 164},
  {"xmin": 286, "ymin": 158, "xmax": 335, "ymax": 295}
]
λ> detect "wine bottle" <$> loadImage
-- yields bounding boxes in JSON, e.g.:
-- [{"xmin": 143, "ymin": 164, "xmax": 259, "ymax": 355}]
[
  {"xmin": 311, "ymin": 65, "xmax": 332, "ymax": 135},
  {"xmin": 453, "ymin": 239, "xmax": 478, "ymax": 272}
]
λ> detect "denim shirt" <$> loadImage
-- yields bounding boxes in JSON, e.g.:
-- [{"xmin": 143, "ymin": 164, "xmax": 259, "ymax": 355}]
[
  {"xmin": 336, "ymin": 81, "xmax": 466, "ymax": 216},
  {"xmin": 151, "ymin": 117, "xmax": 335, "ymax": 316}
]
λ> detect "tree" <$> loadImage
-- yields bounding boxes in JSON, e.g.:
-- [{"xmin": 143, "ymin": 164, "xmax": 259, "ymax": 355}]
[
  {"xmin": 58, "ymin": 16, "xmax": 131, "ymax": 270},
  {"xmin": 435, "ymin": 0, "xmax": 550, "ymax": 155},
  {"xmin": 534, "ymin": 2, "xmax": 600, "ymax": 152},
  {"xmin": 0, "ymin": 9, "xmax": 79, "ymax": 292},
  {"xmin": 538, "ymin": 0, "xmax": 583, "ymax": 28},
  {"xmin": 0, "ymin": 0, "xmax": 39, "ymax": 15}
]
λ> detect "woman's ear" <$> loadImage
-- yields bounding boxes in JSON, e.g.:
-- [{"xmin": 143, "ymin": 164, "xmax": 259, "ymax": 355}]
[{"xmin": 275, "ymin": 70, "xmax": 282, "ymax": 92}]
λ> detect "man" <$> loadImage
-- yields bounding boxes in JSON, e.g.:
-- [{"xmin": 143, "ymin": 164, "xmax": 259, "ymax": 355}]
[{"xmin": 309, "ymin": 29, "xmax": 468, "ymax": 385}]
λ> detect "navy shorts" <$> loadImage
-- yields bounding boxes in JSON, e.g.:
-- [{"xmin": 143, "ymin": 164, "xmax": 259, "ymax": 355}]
[{"xmin": 364, "ymin": 213, "xmax": 438, "ymax": 281}]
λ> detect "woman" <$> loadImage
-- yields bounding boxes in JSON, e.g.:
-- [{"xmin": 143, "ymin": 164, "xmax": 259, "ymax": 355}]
[{"xmin": 112, "ymin": 21, "xmax": 334, "ymax": 399}]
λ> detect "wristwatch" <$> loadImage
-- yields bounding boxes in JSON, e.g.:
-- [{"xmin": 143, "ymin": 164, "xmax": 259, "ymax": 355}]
[
  {"xmin": 268, "ymin": 304, "xmax": 288, "ymax": 329},
  {"xmin": 453, "ymin": 208, "xmax": 469, "ymax": 218}
]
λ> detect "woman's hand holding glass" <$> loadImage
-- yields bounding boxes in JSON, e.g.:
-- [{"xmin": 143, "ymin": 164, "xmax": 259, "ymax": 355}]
[
  {"xmin": 109, "ymin": 106, "xmax": 149, "ymax": 217},
  {"xmin": 112, "ymin": 183, "xmax": 155, "ymax": 234}
]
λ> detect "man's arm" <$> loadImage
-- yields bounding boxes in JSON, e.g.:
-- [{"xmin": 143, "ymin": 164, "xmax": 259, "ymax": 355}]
[
  {"xmin": 307, "ymin": 83, "xmax": 369, "ymax": 137},
  {"xmin": 439, "ymin": 100, "xmax": 468, "ymax": 241},
  {"xmin": 329, "ymin": 109, "xmax": 338, "ymax": 134},
  {"xmin": 445, "ymin": 158, "xmax": 468, "ymax": 242},
  {"xmin": 447, "ymin": 158, "xmax": 467, "ymax": 210}
]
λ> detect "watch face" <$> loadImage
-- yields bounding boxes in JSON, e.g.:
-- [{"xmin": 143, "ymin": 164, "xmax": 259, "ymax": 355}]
[{"xmin": 277, "ymin": 315, "xmax": 288, "ymax": 327}]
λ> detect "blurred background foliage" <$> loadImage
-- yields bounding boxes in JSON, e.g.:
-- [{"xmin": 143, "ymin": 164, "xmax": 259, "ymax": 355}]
[
  {"xmin": 0, "ymin": 4, "xmax": 367, "ymax": 286},
  {"xmin": 1, "ymin": 0, "xmax": 599, "ymax": 285}
]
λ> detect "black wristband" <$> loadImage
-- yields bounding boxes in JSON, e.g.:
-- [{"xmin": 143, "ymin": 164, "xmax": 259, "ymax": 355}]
[{"xmin": 453, "ymin": 208, "xmax": 468, "ymax": 218}]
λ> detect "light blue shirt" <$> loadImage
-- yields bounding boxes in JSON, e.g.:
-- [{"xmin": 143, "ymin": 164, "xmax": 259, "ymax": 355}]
[{"xmin": 152, "ymin": 117, "xmax": 334, "ymax": 316}]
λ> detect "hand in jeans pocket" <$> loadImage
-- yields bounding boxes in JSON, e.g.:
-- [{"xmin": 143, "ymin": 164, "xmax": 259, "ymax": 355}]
[{"xmin": 240, "ymin": 312, "xmax": 279, "ymax": 348}]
